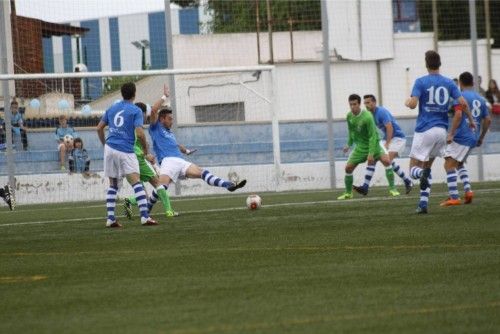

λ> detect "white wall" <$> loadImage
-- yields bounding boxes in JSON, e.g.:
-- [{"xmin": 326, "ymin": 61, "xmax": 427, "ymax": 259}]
[
  {"xmin": 3, "ymin": 154, "xmax": 500, "ymax": 205},
  {"xmin": 326, "ymin": 0, "xmax": 394, "ymax": 61}
]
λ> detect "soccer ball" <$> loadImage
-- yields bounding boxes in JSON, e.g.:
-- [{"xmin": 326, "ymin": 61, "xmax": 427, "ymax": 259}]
[
  {"xmin": 246, "ymin": 194, "xmax": 262, "ymax": 210},
  {"xmin": 63, "ymin": 134, "xmax": 74, "ymax": 146}
]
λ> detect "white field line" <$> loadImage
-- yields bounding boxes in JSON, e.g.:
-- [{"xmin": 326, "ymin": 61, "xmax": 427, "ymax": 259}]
[
  {"xmin": 2, "ymin": 186, "xmax": 500, "ymax": 215},
  {"xmin": 0, "ymin": 189, "xmax": 335, "ymax": 215},
  {"xmin": 1, "ymin": 188, "xmax": 499, "ymax": 228}
]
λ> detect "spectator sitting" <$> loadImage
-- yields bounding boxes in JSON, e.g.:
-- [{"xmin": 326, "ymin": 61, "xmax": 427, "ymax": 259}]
[
  {"xmin": 9, "ymin": 99, "xmax": 29, "ymax": 150},
  {"xmin": 485, "ymin": 79, "xmax": 500, "ymax": 115},
  {"xmin": 68, "ymin": 137, "xmax": 90, "ymax": 175},
  {"xmin": 55, "ymin": 114, "xmax": 77, "ymax": 170}
]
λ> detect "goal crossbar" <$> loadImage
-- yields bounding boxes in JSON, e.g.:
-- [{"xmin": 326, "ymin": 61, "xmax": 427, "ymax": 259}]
[{"xmin": 0, "ymin": 65, "xmax": 275, "ymax": 81}]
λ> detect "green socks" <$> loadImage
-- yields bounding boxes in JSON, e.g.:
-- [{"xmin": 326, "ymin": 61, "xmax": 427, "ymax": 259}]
[
  {"xmin": 345, "ymin": 173, "xmax": 353, "ymax": 193},
  {"xmin": 385, "ymin": 167, "xmax": 395, "ymax": 189},
  {"xmin": 157, "ymin": 186, "xmax": 173, "ymax": 212}
]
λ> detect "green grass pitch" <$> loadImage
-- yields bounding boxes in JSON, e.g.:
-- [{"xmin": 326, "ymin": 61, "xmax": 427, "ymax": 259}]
[{"xmin": 1, "ymin": 182, "xmax": 500, "ymax": 333}]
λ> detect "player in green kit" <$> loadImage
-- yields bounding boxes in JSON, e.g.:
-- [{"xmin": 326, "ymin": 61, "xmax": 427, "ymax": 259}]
[
  {"xmin": 123, "ymin": 99, "xmax": 177, "ymax": 219},
  {"xmin": 337, "ymin": 94, "xmax": 398, "ymax": 200}
]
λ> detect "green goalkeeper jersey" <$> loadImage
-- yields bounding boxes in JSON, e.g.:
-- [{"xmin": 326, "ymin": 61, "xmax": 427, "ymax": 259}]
[
  {"xmin": 346, "ymin": 109, "xmax": 380, "ymax": 155},
  {"xmin": 133, "ymin": 136, "xmax": 144, "ymax": 158}
]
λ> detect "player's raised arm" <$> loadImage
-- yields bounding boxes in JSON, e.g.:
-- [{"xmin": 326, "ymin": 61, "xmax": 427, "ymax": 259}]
[{"xmin": 150, "ymin": 85, "xmax": 170, "ymax": 124}]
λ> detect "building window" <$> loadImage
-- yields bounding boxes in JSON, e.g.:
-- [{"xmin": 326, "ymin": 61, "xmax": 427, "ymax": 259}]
[
  {"xmin": 194, "ymin": 102, "xmax": 245, "ymax": 123},
  {"xmin": 393, "ymin": 0, "xmax": 420, "ymax": 32}
]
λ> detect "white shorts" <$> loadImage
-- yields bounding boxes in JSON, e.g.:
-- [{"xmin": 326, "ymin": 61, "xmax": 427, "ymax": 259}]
[
  {"xmin": 444, "ymin": 141, "xmax": 472, "ymax": 163},
  {"xmin": 160, "ymin": 157, "xmax": 192, "ymax": 183},
  {"xmin": 103, "ymin": 144, "xmax": 139, "ymax": 178},
  {"xmin": 409, "ymin": 127, "xmax": 447, "ymax": 162},
  {"xmin": 381, "ymin": 137, "xmax": 406, "ymax": 156}
]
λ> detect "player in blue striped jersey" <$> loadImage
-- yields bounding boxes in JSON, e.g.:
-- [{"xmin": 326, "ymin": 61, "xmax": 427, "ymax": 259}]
[
  {"xmin": 97, "ymin": 82, "xmax": 157, "ymax": 228},
  {"xmin": 148, "ymin": 88, "xmax": 246, "ymax": 198},
  {"xmin": 353, "ymin": 94, "xmax": 413, "ymax": 196},
  {"xmin": 454, "ymin": 72, "xmax": 491, "ymax": 204},
  {"xmin": 405, "ymin": 51, "xmax": 474, "ymax": 214}
]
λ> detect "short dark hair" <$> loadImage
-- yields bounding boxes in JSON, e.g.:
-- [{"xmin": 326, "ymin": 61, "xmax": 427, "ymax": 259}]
[
  {"xmin": 135, "ymin": 102, "xmax": 147, "ymax": 114},
  {"xmin": 10, "ymin": 99, "xmax": 18, "ymax": 106},
  {"xmin": 363, "ymin": 94, "xmax": 376, "ymax": 102},
  {"xmin": 158, "ymin": 107, "xmax": 173, "ymax": 119},
  {"xmin": 459, "ymin": 71, "xmax": 474, "ymax": 86},
  {"xmin": 348, "ymin": 94, "xmax": 361, "ymax": 103},
  {"xmin": 121, "ymin": 82, "xmax": 136, "ymax": 100},
  {"xmin": 73, "ymin": 137, "xmax": 83, "ymax": 147},
  {"xmin": 425, "ymin": 50, "xmax": 441, "ymax": 70}
]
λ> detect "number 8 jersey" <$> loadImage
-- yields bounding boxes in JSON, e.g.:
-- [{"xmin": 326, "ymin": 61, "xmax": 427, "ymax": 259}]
[
  {"xmin": 101, "ymin": 100, "xmax": 144, "ymax": 153},
  {"xmin": 411, "ymin": 74, "xmax": 462, "ymax": 133}
]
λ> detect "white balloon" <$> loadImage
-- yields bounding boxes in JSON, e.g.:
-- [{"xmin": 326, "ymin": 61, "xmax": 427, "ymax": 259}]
[
  {"xmin": 58, "ymin": 99, "xmax": 70, "ymax": 110},
  {"xmin": 30, "ymin": 99, "xmax": 41, "ymax": 109},
  {"xmin": 81, "ymin": 104, "xmax": 92, "ymax": 116}
]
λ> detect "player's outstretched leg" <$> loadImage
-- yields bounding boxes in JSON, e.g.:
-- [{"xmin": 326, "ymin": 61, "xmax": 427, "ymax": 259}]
[
  {"xmin": 201, "ymin": 169, "xmax": 246, "ymax": 192},
  {"xmin": 105, "ymin": 186, "xmax": 122, "ymax": 228},
  {"xmin": 458, "ymin": 166, "xmax": 473, "ymax": 204},
  {"xmin": 0, "ymin": 184, "xmax": 15, "ymax": 211},
  {"xmin": 392, "ymin": 161, "xmax": 413, "ymax": 194},
  {"xmin": 132, "ymin": 182, "xmax": 157, "ymax": 226}
]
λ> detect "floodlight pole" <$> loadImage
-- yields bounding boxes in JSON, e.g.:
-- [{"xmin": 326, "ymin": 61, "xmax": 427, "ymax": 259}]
[{"xmin": 321, "ymin": 0, "xmax": 336, "ymax": 189}]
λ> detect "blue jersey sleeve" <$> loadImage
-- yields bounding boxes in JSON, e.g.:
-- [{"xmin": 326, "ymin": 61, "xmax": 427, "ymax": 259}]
[
  {"xmin": 411, "ymin": 78, "xmax": 422, "ymax": 97},
  {"xmin": 101, "ymin": 110, "xmax": 109, "ymax": 125},
  {"xmin": 378, "ymin": 109, "xmax": 391, "ymax": 126},
  {"xmin": 450, "ymin": 83, "xmax": 462, "ymax": 100},
  {"xmin": 481, "ymin": 98, "xmax": 489, "ymax": 117},
  {"xmin": 134, "ymin": 109, "xmax": 144, "ymax": 128}
]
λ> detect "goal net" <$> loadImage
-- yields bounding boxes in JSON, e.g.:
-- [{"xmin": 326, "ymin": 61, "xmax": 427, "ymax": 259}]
[{"xmin": 0, "ymin": 66, "xmax": 279, "ymax": 204}]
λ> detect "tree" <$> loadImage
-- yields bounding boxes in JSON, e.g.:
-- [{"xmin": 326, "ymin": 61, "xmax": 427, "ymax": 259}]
[
  {"xmin": 417, "ymin": 0, "xmax": 500, "ymax": 48},
  {"xmin": 205, "ymin": 0, "xmax": 321, "ymax": 34}
]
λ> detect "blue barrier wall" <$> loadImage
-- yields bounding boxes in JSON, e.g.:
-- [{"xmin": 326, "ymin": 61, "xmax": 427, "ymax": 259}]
[{"xmin": 2, "ymin": 119, "xmax": 500, "ymax": 175}]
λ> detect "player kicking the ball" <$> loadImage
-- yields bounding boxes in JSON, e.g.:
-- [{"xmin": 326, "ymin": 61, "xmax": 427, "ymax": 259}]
[
  {"xmin": 148, "ymin": 87, "xmax": 246, "ymax": 199},
  {"xmin": 122, "ymin": 100, "xmax": 180, "ymax": 220}
]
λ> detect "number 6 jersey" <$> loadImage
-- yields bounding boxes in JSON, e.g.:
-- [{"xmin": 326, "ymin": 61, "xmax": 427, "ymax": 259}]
[{"xmin": 101, "ymin": 100, "xmax": 144, "ymax": 153}]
